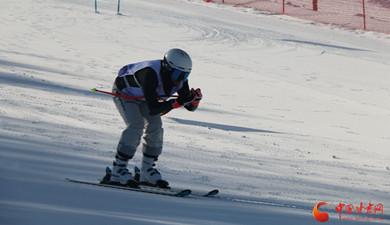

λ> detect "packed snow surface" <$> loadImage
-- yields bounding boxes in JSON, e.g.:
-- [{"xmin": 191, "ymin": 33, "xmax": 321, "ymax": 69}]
[{"xmin": 1, "ymin": 0, "xmax": 389, "ymax": 224}]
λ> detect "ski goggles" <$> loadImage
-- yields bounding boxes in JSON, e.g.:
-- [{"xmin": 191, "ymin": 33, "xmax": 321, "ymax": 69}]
[{"xmin": 171, "ymin": 69, "xmax": 190, "ymax": 82}]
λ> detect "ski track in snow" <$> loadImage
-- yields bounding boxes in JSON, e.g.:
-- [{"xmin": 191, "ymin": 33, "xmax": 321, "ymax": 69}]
[{"xmin": 1, "ymin": 0, "xmax": 390, "ymax": 224}]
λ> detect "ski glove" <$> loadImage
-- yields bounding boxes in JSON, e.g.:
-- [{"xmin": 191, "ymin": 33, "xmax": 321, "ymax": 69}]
[
  {"xmin": 170, "ymin": 88, "xmax": 202, "ymax": 109},
  {"xmin": 170, "ymin": 99, "xmax": 183, "ymax": 109},
  {"xmin": 185, "ymin": 88, "xmax": 202, "ymax": 106}
]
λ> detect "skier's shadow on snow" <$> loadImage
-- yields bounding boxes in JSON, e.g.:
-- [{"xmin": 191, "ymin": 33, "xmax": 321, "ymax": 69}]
[{"xmin": 169, "ymin": 118, "xmax": 281, "ymax": 134}]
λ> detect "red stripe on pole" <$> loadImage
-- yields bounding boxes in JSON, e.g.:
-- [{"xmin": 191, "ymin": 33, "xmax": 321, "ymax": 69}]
[
  {"xmin": 92, "ymin": 88, "xmax": 145, "ymax": 99},
  {"xmin": 92, "ymin": 88, "xmax": 178, "ymax": 100}
]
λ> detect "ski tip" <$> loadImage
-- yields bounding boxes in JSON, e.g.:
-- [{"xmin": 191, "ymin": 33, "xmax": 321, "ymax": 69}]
[
  {"xmin": 92, "ymin": 88, "xmax": 97, "ymax": 92},
  {"xmin": 175, "ymin": 189, "xmax": 192, "ymax": 197},
  {"xmin": 205, "ymin": 189, "xmax": 219, "ymax": 197}
]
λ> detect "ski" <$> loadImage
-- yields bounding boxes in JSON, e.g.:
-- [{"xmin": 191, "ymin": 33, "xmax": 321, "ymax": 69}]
[
  {"xmin": 65, "ymin": 178, "xmax": 191, "ymax": 197},
  {"xmin": 140, "ymin": 185, "xmax": 219, "ymax": 197},
  {"xmin": 134, "ymin": 166, "xmax": 219, "ymax": 198}
]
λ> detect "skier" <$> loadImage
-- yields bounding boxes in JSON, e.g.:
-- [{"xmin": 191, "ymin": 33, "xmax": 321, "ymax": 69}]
[{"xmin": 103, "ymin": 48, "xmax": 202, "ymax": 188}]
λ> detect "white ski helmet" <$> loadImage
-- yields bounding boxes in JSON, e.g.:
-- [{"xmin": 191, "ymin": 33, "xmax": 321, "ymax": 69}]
[{"xmin": 163, "ymin": 48, "xmax": 192, "ymax": 81}]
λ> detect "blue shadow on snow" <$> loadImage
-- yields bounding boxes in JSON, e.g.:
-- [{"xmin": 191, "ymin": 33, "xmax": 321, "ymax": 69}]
[
  {"xmin": 281, "ymin": 39, "xmax": 371, "ymax": 52},
  {"xmin": 169, "ymin": 118, "xmax": 281, "ymax": 133}
]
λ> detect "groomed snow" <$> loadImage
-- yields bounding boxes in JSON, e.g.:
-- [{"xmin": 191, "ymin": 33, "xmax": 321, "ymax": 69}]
[{"xmin": 1, "ymin": 0, "xmax": 389, "ymax": 224}]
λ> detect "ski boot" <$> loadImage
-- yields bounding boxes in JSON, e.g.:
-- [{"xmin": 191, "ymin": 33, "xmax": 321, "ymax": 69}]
[
  {"xmin": 101, "ymin": 164, "xmax": 139, "ymax": 188},
  {"xmin": 137, "ymin": 156, "xmax": 170, "ymax": 189}
]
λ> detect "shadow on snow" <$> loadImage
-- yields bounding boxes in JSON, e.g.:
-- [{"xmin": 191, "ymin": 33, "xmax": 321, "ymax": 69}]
[{"xmin": 169, "ymin": 118, "xmax": 282, "ymax": 134}]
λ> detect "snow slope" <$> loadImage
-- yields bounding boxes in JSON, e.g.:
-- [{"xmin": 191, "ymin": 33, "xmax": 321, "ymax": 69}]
[{"xmin": 1, "ymin": 0, "xmax": 389, "ymax": 224}]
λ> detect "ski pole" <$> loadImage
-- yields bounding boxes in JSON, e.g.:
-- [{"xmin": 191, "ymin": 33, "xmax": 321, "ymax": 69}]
[
  {"xmin": 92, "ymin": 88, "xmax": 144, "ymax": 99},
  {"xmin": 92, "ymin": 88, "xmax": 176, "ymax": 116},
  {"xmin": 117, "ymin": 0, "xmax": 121, "ymax": 15},
  {"xmin": 95, "ymin": 0, "xmax": 98, "ymax": 13},
  {"xmin": 92, "ymin": 88, "xmax": 178, "ymax": 99}
]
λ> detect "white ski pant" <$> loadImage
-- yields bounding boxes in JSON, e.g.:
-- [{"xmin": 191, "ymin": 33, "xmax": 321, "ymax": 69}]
[{"xmin": 112, "ymin": 84, "xmax": 163, "ymax": 159}]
